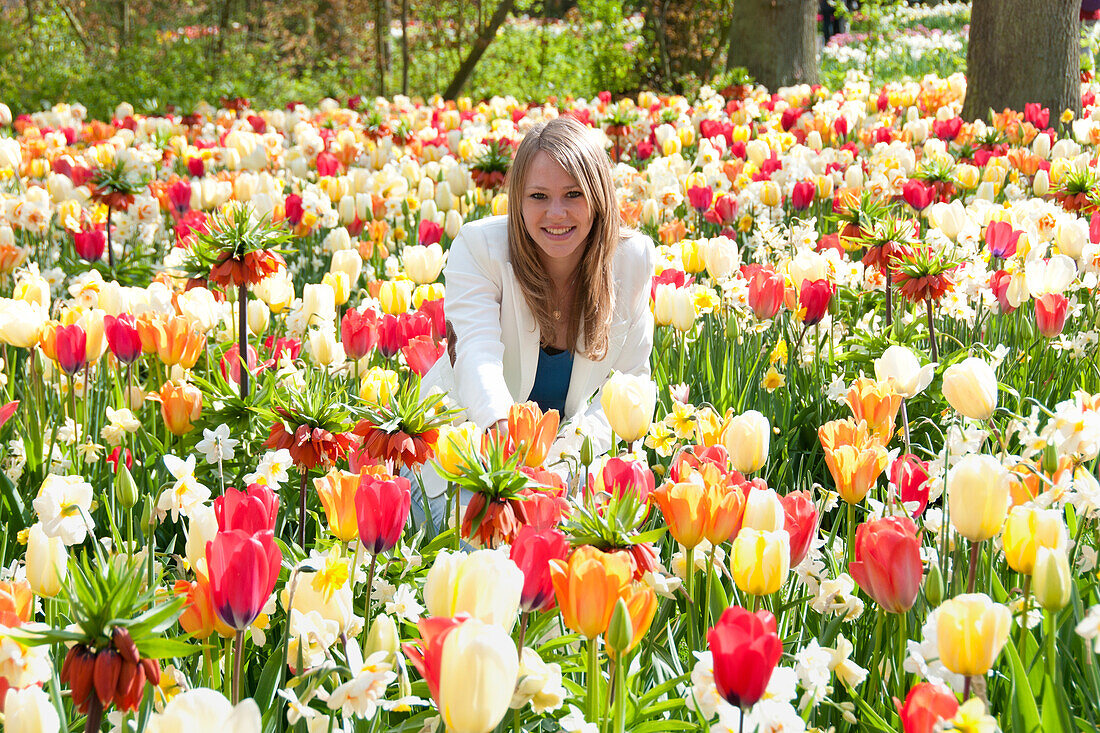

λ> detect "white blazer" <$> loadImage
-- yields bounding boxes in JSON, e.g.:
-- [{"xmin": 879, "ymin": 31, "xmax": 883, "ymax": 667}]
[{"xmin": 420, "ymin": 215, "xmax": 655, "ymax": 495}]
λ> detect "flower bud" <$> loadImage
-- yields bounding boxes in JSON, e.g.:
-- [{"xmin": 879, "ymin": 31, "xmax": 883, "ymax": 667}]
[
  {"xmin": 115, "ymin": 463, "xmax": 139, "ymax": 509},
  {"xmin": 1033, "ymin": 547, "xmax": 1072, "ymax": 611},
  {"xmin": 924, "ymin": 562, "xmax": 944, "ymax": 607},
  {"xmin": 606, "ymin": 597, "xmax": 634, "ymax": 655},
  {"xmin": 364, "ymin": 613, "xmax": 400, "ymax": 664}
]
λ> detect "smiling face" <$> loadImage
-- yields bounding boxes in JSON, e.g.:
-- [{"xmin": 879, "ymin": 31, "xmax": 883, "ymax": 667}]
[{"xmin": 520, "ymin": 150, "xmax": 595, "ymax": 275}]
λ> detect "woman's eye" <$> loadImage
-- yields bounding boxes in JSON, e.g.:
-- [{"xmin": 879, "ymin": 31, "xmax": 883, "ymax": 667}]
[
  {"xmin": 566, "ymin": 190, "xmax": 583, "ymax": 199},
  {"xmin": 529, "ymin": 192, "xmax": 547, "ymax": 200}
]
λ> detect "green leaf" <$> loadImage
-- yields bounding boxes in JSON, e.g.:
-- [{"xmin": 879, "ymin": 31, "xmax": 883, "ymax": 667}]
[
  {"xmin": 1003, "ymin": 638, "xmax": 1042, "ymax": 733},
  {"xmin": 136, "ymin": 636, "xmax": 204, "ymax": 659}
]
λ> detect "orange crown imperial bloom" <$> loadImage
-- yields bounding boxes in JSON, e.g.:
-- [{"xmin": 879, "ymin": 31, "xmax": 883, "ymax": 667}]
[
  {"xmin": 818, "ymin": 418, "xmax": 888, "ymax": 504},
  {"xmin": 507, "ymin": 401, "xmax": 560, "ymax": 468},
  {"xmin": 210, "ymin": 248, "xmax": 287, "ymax": 289},
  {"xmin": 845, "ymin": 377, "xmax": 903, "ymax": 442},
  {"xmin": 549, "ymin": 545, "xmax": 633, "ymax": 639}
]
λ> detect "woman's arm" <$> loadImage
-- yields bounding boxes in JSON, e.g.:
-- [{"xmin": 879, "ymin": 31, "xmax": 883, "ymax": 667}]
[{"xmin": 443, "ymin": 222, "xmax": 515, "ymax": 428}]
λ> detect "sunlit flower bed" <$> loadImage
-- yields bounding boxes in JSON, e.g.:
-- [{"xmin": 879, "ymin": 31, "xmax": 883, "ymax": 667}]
[{"xmin": 0, "ymin": 73, "xmax": 1099, "ymax": 733}]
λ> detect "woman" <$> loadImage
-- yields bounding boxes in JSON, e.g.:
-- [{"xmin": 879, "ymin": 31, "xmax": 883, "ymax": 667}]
[{"xmin": 416, "ymin": 114, "xmax": 655, "ymax": 526}]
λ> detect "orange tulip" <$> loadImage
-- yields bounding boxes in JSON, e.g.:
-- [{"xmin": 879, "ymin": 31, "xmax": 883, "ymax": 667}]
[
  {"xmin": 549, "ymin": 545, "xmax": 632, "ymax": 639},
  {"xmin": 149, "ymin": 381, "xmax": 203, "ymax": 435},
  {"xmin": 702, "ymin": 479, "xmax": 747, "ymax": 546},
  {"xmin": 845, "ymin": 377, "xmax": 903, "ymax": 442},
  {"xmin": 173, "ymin": 575, "xmax": 233, "ymax": 640},
  {"xmin": 652, "ymin": 481, "xmax": 705, "ymax": 549},
  {"xmin": 37, "ymin": 320, "xmax": 61, "ymax": 362},
  {"xmin": 507, "ymin": 401, "xmax": 559, "ymax": 468},
  {"xmin": 138, "ymin": 314, "xmax": 206, "ymax": 368},
  {"xmin": 819, "ymin": 418, "xmax": 888, "ymax": 504},
  {"xmin": 609, "ymin": 581, "xmax": 658, "ymax": 658},
  {"xmin": 0, "ymin": 579, "xmax": 33, "ymax": 624},
  {"xmin": 314, "ymin": 466, "xmax": 392, "ymax": 542}
]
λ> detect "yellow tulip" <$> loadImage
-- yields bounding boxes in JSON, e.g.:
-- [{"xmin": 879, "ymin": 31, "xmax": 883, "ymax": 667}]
[
  {"xmin": 25, "ymin": 524, "xmax": 66, "ymax": 597},
  {"xmin": 947, "ymin": 455, "xmax": 1010, "ymax": 542},
  {"xmin": 936, "ymin": 593, "xmax": 1011, "ymax": 676},
  {"xmin": 720, "ymin": 410, "xmax": 770, "ymax": 474},
  {"xmin": 1001, "ymin": 506, "xmax": 1066, "ymax": 575},
  {"xmin": 1033, "ymin": 547, "xmax": 1072, "ymax": 611},
  {"xmin": 730, "ymin": 528, "xmax": 790, "ymax": 596},
  {"xmin": 378, "ymin": 280, "xmax": 411, "ymax": 315},
  {"xmin": 435, "ymin": 422, "xmax": 480, "ymax": 476},
  {"xmin": 423, "ymin": 549, "xmax": 523, "ymax": 630},
  {"xmin": 438, "ymin": 619, "xmax": 520, "ymax": 733},
  {"xmin": 360, "ymin": 366, "xmax": 400, "ymax": 406},
  {"xmin": 942, "ymin": 357, "xmax": 998, "ymax": 420},
  {"xmin": 600, "ymin": 372, "xmax": 656, "ymax": 443}
]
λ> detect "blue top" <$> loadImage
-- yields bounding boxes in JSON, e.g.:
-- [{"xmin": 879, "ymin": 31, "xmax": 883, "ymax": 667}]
[{"xmin": 527, "ymin": 346, "xmax": 573, "ymax": 416}]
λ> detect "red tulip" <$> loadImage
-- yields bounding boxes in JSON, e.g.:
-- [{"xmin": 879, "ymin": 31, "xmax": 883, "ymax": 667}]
[
  {"xmin": 0, "ymin": 400, "xmax": 17, "ymax": 430},
  {"xmin": 73, "ymin": 230, "xmax": 106, "ymax": 262},
  {"xmin": 215, "ymin": 483, "xmax": 279, "ymax": 534},
  {"xmin": 790, "ymin": 180, "xmax": 815, "ymax": 211},
  {"xmin": 402, "ymin": 334, "xmax": 445, "ymax": 376},
  {"xmin": 595, "ymin": 456, "xmax": 655, "ymax": 502},
  {"xmin": 687, "ymin": 185, "xmax": 714, "ymax": 211},
  {"xmin": 220, "ymin": 343, "xmax": 269, "ymax": 385},
  {"xmin": 988, "ymin": 270, "xmax": 1016, "ymax": 314},
  {"xmin": 56, "ymin": 323, "xmax": 88, "ymax": 376},
  {"xmin": 901, "ymin": 179, "xmax": 935, "ymax": 211},
  {"xmin": 284, "ymin": 194, "xmax": 304, "ymax": 225},
  {"xmin": 745, "ymin": 265, "xmax": 785, "ymax": 320},
  {"xmin": 104, "ymin": 314, "xmax": 143, "ymax": 364},
  {"xmin": 106, "ymin": 446, "xmax": 133, "ymax": 472},
  {"xmin": 799, "ymin": 279, "xmax": 833, "ymax": 326},
  {"xmin": 708, "ymin": 606, "xmax": 783, "ymax": 709},
  {"xmin": 186, "ymin": 157, "xmax": 205, "ymax": 177},
  {"xmin": 355, "ymin": 473, "xmax": 412, "ymax": 554},
  {"xmin": 713, "ymin": 194, "xmax": 738, "ymax": 224},
  {"xmin": 510, "ymin": 525, "xmax": 571, "ymax": 612},
  {"xmin": 780, "ymin": 490, "xmax": 818, "ymax": 566},
  {"xmin": 206, "ymin": 529, "xmax": 282, "ymax": 630},
  {"xmin": 848, "ymin": 516, "xmax": 923, "ymax": 613},
  {"xmin": 167, "ymin": 180, "xmax": 192, "ymax": 216},
  {"xmin": 418, "ymin": 219, "xmax": 443, "ymax": 245},
  {"xmin": 341, "ymin": 307, "xmax": 379, "ymax": 360},
  {"xmin": 984, "ymin": 221, "xmax": 1021, "ymax": 258},
  {"xmin": 315, "ymin": 151, "xmax": 340, "ymax": 177},
  {"xmin": 896, "ymin": 682, "xmax": 959, "ymax": 733},
  {"xmin": 1024, "ymin": 103, "xmax": 1050, "ymax": 130},
  {"xmin": 833, "ymin": 116, "xmax": 849, "ymax": 139},
  {"xmin": 932, "ymin": 117, "xmax": 961, "ymax": 141},
  {"xmin": 891, "ymin": 454, "xmax": 931, "ymax": 517},
  {"xmin": 1035, "ymin": 293, "xmax": 1069, "ymax": 338}
]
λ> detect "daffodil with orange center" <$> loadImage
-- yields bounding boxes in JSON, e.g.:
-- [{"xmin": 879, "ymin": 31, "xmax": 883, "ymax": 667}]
[
  {"xmin": 818, "ymin": 418, "xmax": 888, "ymax": 504},
  {"xmin": 845, "ymin": 377, "xmax": 903, "ymax": 442},
  {"xmin": 549, "ymin": 545, "xmax": 632, "ymax": 639},
  {"xmin": 507, "ymin": 401, "xmax": 559, "ymax": 468}
]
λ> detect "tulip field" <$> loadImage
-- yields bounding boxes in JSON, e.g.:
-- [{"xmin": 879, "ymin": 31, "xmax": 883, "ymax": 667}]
[{"xmin": 1, "ymin": 72, "xmax": 1100, "ymax": 733}]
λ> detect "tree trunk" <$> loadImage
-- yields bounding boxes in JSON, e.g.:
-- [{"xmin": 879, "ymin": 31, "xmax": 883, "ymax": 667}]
[
  {"xmin": 727, "ymin": 0, "xmax": 818, "ymax": 90},
  {"xmin": 962, "ymin": 0, "xmax": 1079, "ymax": 121},
  {"xmin": 442, "ymin": 0, "xmax": 515, "ymax": 99},
  {"xmin": 375, "ymin": 0, "xmax": 391, "ymax": 97}
]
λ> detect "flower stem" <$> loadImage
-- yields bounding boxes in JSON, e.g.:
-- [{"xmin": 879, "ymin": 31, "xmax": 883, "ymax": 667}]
[
  {"xmin": 238, "ymin": 282, "xmax": 249, "ymax": 399},
  {"xmin": 587, "ymin": 636, "xmax": 600, "ymax": 724},
  {"xmin": 364, "ymin": 552, "xmax": 378, "ymax": 640},
  {"xmin": 516, "ymin": 611, "xmax": 528, "ymax": 656},
  {"xmin": 84, "ymin": 693, "xmax": 104, "ymax": 733},
  {"xmin": 298, "ymin": 468, "xmax": 309, "ymax": 548},
  {"xmin": 232, "ymin": 628, "xmax": 245, "ymax": 705},
  {"xmin": 704, "ymin": 547, "xmax": 715, "ymax": 632},
  {"xmin": 925, "ymin": 298, "xmax": 938, "ymax": 362},
  {"xmin": 685, "ymin": 545, "xmax": 697, "ymax": 650},
  {"xmin": 846, "ymin": 502, "xmax": 856, "ymax": 569},
  {"xmin": 966, "ymin": 540, "xmax": 980, "ymax": 594},
  {"xmin": 613, "ymin": 653, "xmax": 627, "ymax": 733}
]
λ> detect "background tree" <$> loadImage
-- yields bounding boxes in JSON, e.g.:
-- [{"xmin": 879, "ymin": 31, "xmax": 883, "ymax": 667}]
[
  {"xmin": 963, "ymin": 0, "xmax": 1080, "ymax": 121},
  {"xmin": 727, "ymin": 0, "xmax": 818, "ymax": 90}
]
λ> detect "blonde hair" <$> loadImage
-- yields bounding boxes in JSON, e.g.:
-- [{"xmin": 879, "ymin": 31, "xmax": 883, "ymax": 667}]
[{"xmin": 506, "ymin": 115, "xmax": 621, "ymax": 360}]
